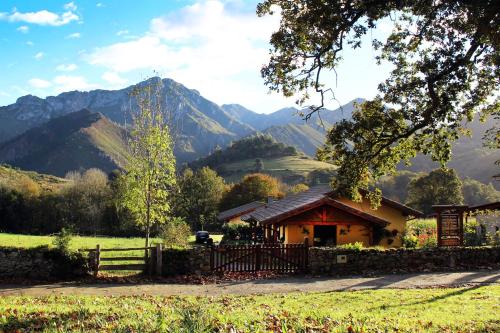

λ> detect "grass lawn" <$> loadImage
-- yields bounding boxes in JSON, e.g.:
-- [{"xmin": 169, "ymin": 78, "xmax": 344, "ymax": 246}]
[
  {"xmin": 0, "ymin": 286, "xmax": 498, "ymax": 332},
  {"xmin": 0, "ymin": 233, "xmax": 223, "ymax": 275}
]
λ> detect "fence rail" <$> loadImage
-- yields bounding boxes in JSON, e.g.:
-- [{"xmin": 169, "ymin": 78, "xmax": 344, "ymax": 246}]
[{"xmin": 79, "ymin": 244, "xmax": 163, "ymax": 276}]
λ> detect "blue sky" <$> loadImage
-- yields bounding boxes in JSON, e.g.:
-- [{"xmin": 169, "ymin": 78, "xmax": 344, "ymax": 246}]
[{"xmin": 0, "ymin": 0, "xmax": 392, "ymax": 113}]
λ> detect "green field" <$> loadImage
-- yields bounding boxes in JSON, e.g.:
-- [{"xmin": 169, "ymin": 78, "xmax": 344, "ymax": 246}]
[
  {"xmin": 0, "ymin": 286, "xmax": 498, "ymax": 332},
  {"xmin": 0, "ymin": 233, "xmax": 222, "ymax": 274},
  {"xmin": 223, "ymin": 155, "xmax": 336, "ymax": 183}
]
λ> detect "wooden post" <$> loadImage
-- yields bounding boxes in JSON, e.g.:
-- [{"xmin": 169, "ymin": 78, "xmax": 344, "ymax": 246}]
[
  {"xmin": 255, "ymin": 244, "xmax": 261, "ymax": 271},
  {"xmin": 156, "ymin": 243, "xmax": 162, "ymax": 276},
  {"xmin": 94, "ymin": 244, "xmax": 100, "ymax": 277}
]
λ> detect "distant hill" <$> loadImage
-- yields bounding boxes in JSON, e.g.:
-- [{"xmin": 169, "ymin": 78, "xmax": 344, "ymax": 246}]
[
  {"xmin": 400, "ymin": 115, "xmax": 500, "ymax": 189},
  {"xmin": 0, "ymin": 109, "xmax": 128, "ymax": 176},
  {"xmin": 261, "ymin": 124, "xmax": 326, "ymax": 157},
  {"xmin": 0, "ymin": 164, "xmax": 69, "ymax": 192},
  {"xmin": 189, "ymin": 135, "xmax": 335, "ymax": 185}
]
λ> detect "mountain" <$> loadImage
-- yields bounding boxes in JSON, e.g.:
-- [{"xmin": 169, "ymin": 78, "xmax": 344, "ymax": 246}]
[
  {"xmin": 260, "ymin": 124, "xmax": 326, "ymax": 157},
  {"xmin": 401, "ymin": 116, "xmax": 500, "ymax": 189},
  {"xmin": 0, "ymin": 109, "xmax": 128, "ymax": 177},
  {"xmin": 0, "ymin": 77, "xmax": 253, "ymax": 163}
]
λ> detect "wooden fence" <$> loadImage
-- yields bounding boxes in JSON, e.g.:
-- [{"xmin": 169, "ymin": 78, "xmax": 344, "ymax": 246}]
[
  {"xmin": 211, "ymin": 243, "xmax": 308, "ymax": 273},
  {"xmin": 80, "ymin": 244, "xmax": 163, "ymax": 276}
]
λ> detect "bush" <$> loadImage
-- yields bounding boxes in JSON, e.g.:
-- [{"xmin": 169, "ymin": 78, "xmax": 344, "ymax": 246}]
[
  {"xmin": 486, "ymin": 231, "xmax": 500, "ymax": 247},
  {"xmin": 52, "ymin": 227, "xmax": 73, "ymax": 254},
  {"xmin": 419, "ymin": 232, "xmax": 438, "ymax": 248},
  {"xmin": 402, "ymin": 233, "xmax": 418, "ymax": 248},
  {"xmin": 162, "ymin": 217, "xmax": 192, "ymax": 248},
  {"xmin": 336, "ymin": 242, "xmax": 364, "ymax": 251},
  {"xmin": 221, "ymin": 223, "xmax": 253, "ymax": 243}
]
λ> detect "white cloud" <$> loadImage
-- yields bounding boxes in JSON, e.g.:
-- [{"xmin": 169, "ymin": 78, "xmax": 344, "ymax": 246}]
[
  {"xmin": 34, "ymin": 52, "xmax": 44, "ymax": 60},
  {"xmin": 64, "ymin": 2, "xmax": 77, "ymax": 11},
  {"xmin": 0, "ymin": 90, "xmax": 11, "ymax": 97},
  {"xmin": 29, "ymin": 78, "xmax": 52, "ymax": 88},
  {"xmin": 56, "ymin": 63, "xmax": 78, "ymax": 72},
  {"xmin": 66, "ymin": 32, "xmax": 81, "ymax": 39},
  {"xmin": 85, "ymin": 1, "xmax": 283, "ymax": 110},
  {"xmin": 0, "ymin": 5, "xmax": 79, "ymax": 26},
  {"xmin": 96, "ymin": 3, "xmax": 104, "ymax": 8},
  {"xmin": 17, "ymin": 25, "xmax": 29, "ymax": 33},
  {"xmin": 116, "ymin": 29, "xmax": 129, "ymax": 36},
  {"xmin": 53, "ymin": 75, "xmax": 96, "ymax": 92},
  {"xmin": 101, "ymin": 71, "xmax": 128, "ymax": 86},
  {"xmin": 26, "ymin": 41, "xmax": 34, "ymax": 46}
]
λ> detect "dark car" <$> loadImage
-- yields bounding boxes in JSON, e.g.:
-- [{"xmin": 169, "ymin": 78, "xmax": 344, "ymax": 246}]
[{"xmin": 195, "ymin": 231, "xmax": 210, "ymax": 244}]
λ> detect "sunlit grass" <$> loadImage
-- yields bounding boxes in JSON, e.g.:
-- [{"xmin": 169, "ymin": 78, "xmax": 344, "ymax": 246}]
[{"xmin": 0, "ymin": 286, "xmax": 498, "ymax": 332}]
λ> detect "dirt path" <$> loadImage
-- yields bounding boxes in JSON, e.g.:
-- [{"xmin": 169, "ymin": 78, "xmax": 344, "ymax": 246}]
[{"xmin": 1, "ymin": 270, "xmax": 498, "ymax": 297}]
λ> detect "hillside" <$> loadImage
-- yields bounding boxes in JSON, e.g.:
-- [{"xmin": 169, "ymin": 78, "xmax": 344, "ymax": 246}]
[
  {"xmin": 189, "ymin": 135, "xmax": 335, "ymax": 184},
  {"xmin": 261, "ymin": 124, "xmax": 326, "ymax": 157},
  {"xmin": 400, "ymin": 115, "xmax": 500, "ymax": 189},
  {"xmin": 0, "ymin": 164, "xmax": 69, "ymax": 192},
  {"xmin": 0, "ymin": 109, "xmax": 128, "ymax": 177},
  {"xmin": 0, "ymin": 77, "xmax": 253, "ymax": 163}
]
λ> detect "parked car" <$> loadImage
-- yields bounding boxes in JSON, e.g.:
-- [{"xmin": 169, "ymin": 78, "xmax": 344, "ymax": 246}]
[{"xmin": 195, "ymin": 231, "xmax": 210, "ymax": 244}]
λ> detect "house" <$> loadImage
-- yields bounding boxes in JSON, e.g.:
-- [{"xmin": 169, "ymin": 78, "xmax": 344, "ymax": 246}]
[
  {"xmin": 468, "ymin": 201, "xmax": 500, "ymax": 235},
  {"xmin": 241, "ymin": 185, "xmax": 423, "ymax": 248},
  {"xmin": 217, "ymin": 201, "xmax": 266, "ymax": 224}
]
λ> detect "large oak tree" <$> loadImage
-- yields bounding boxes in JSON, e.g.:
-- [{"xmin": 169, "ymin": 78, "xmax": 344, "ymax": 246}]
[{"xmin": 258, "ymin": 0, "xmax": 499, "ymax": 205}]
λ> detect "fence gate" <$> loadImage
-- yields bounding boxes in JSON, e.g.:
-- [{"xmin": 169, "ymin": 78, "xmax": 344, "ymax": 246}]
[
  {"xmin": 211, "ymin": 244, "xmax": 308, "ymax": 273},
  {"xmin": 80, "ymin": 244, "xmax": 163, "ymax": 276}
]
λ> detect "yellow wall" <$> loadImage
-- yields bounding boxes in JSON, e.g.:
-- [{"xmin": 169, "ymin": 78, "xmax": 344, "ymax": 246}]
[
  {"xmin": 228, "ymin": 216, "xmax": 247, "ymax": 224},
  {"xmin": 280, "ymin": 199, "xmax": 407, "ymax": 248},
  {"xmin": 337, "ymin": 225, "xmax": 370, "ymax": 247},
  {"xmin": 335, "ymin": 197, "xmax": 406, "ymax": 247}
]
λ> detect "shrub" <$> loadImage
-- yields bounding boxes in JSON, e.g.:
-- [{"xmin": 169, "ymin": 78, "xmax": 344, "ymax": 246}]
[
  {"xmin": 486, "ymin": 231, "xmax": 500, "ymax": 247},
  {"xmin": 52, "ymin": 227, "xmax": 73, "ymax": 254},
  {"xmin": 401, "ymin": 233, "xmax": 418, "ymax": 248},
  {"xmin": 221, "ymin": 223, "xmax": 253, "ymax": 244},
  {"xmin": 419, "ymin": 232, "xmax": 438, "ymax": 248},
  {"xmin": 162, "ymin": 217, "xmax": 192, "ymax": 248},
  {"xmin": 336, "ymin": 242, "xmax": 364, "ymax": 251}
]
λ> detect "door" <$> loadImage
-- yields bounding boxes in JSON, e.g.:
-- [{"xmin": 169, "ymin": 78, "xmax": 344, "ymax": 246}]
[{"xmin": 313, "ymin": 225, "xmax": 337, "ymax": 246}]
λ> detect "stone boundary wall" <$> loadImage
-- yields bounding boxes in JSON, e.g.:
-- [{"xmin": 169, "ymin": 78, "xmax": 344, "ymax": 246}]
[
  {"xmin": 309, "ymin": 247, "xmax": 500, "ymax": 275},
  {"xmin": 162, "ymin": 246, "xmax": 211, "ymax": 276},
  {"xmin": 0, "ymin": 247, "xmax": 88, "ymax": 281}
]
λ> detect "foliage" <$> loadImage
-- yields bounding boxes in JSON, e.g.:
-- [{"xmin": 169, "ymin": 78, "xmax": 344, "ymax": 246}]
[
  {"xmin": 462, "ymin": 178, "xmax": 500, "ymax": 206},
  {"xmin": 52, "ymin": 227, "xmax": 73, "ymax": 254},
  {"xmin": 401, "ymin": 232, "xmax": 419, "ymax": 249},
  {"xmin": 119, "ymin": 79, "xmax": 176, "ymax": 248},
  {"xmin": 464, "ymin": 219, "xmax": 482, "ymax": 246},
  {"xmin": 221, "ymin": 223, "xmax": 253, "ymax": 243},
  {"xmin": 288, "ymin": 183, "xmax": 309, "ymax": 194},
  {"xmin": 419, "ymin": 232, "xmax": 438, "ymax": 249},
  {"xmin": 258, "ymin": 0, "xmax": 499, "ymax": 205},
  {"xmin": 161, "ymin": 217, "xmax": 192, "ymax": 248},
  {"xmin": 254, "ymin": 158, "xmax": 264, "ymax": 172},
  {"xmin": 376, "ymin": 171, "xmax": 421, "ymax": 203},
  {"xmin": 189, "ymin": 135, "xmax": 298, "ymax": 170},
  {"xmin": 406, "ymin": 168, "xmax": 464, "ymax": 214},
  {"xmin": 219, "ymin": 173, "xmax": 285, "ymax": 210},
  {"xmin": 486, "ymin": 231, "xmax": 500, "ymax": 247},
  {"xmin": 174, "ymin": 167, "xmax": 227, "ymax": 231},
  {"xmin": 336, "ymin": 242, "xmax": 364, "ymax": 251}
]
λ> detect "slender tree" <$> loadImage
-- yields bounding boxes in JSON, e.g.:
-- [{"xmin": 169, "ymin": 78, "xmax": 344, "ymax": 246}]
[{"xmin": 120, "ymin": 79, "xmax": 176, "ymax": 250}]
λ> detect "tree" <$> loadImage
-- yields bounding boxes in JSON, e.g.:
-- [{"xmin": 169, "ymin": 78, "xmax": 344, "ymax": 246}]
[
  {"xmin": 254, "ymin": 158, "xmax": 264, "ymax": 172},
  {"xmin": 289, "ymin": 183, "xmax": 310, "ymax": 194},
  {"xmin": 406, "ymin": 168, "xmax": 464, "ymax": 215},
  {"xmin": 462, "ymin": 177, "xmax": 500, "ymax": 206},
  {"xmin": 220, "ymin": 173, "xmax": 285, "ymax": 210},
  {"xmin": 120, "ymin": 79, "xmax": 176, "ymax": 250},
  {"xmin": 174, "ymin": 167, "xmax": 227, "ymax": 231},
  {"xmin": 258, "ymin": 1, "xmax": 499, "ymax": 204}
]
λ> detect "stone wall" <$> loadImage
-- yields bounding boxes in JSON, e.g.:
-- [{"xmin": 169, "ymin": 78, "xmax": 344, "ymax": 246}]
[
  {"xmin": 162, "ymin": 246, "xmax": 211, "ymax": 276},
  {"xmin": 0, "ymin": 246, "xmax": 88, "ymax": 280},
  {"xmin": 309, "ymin": 246, "xmax": 500, "ymax": 275}
]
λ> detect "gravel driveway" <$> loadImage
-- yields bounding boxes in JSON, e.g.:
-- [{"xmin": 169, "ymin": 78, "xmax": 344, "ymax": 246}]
[{"xmin": 1, "ymin": 270, "xmax": 498, "ymax": 297}]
